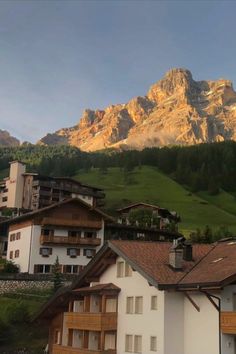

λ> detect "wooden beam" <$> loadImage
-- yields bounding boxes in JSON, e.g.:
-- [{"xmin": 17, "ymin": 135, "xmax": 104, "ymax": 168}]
[
  {"xmin": 184, "ymin": 291, "xmax": 200, "ymax": 312},
  {"xmin": 204, "ymin": 292, "xmax": 220, "ymax": 311}
]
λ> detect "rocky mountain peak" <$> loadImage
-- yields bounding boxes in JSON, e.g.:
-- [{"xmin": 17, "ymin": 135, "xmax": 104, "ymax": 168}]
[
  {"xmin": 0, "ymin": 130, "xmax": 20, "ymax": 146},
  {"xmin": 38, "ymin": 68, "xmax": 236, "ymax": 151}
]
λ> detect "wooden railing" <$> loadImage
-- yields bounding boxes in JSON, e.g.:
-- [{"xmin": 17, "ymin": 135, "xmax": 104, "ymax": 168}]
[
  {"xmin": 40, "ymin": 235, "xmax": 101, "ymax": 246},
  {"xmin": 65, "ymin": 312, "xmax": 117, "ymax": 331},
  {"xmin": 42, "ymin": 217, "xmax": 102, "ymax": 229},
  {"xmin": 221, "ymin": 311, "xmax": 236, "ymax": 334},
  {"xmin": 52, "ymin": 345, "xmax": 116, "ymax": 354}
]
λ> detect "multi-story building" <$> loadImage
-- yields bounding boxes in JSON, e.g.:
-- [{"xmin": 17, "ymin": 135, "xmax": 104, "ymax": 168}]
[
  {"xmin": 37, "ymin": 238, "xmax": 236, "ymax": 354},
  {"xmin": 0, "ymin": 161, "xmax": 105, "ymax": 211},
  {"xmin": 6, "ymin": 198, "xmax": 113, "ymax": 274}
]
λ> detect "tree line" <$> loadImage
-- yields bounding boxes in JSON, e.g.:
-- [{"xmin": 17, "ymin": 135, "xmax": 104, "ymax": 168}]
[{"xmin": 1, "ymin": 141, "xmax": 236, "ymax": 194}]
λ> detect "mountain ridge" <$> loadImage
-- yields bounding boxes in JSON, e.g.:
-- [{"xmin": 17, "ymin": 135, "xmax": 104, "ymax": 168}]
[{"xmin": 38, "ymin": 68, "xmax": 236, "ymax": 151}]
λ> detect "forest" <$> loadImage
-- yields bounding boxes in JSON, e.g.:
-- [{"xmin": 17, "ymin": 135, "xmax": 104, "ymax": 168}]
[{"xmin": 0, "ymin": 141, "xmax": 236, "ymax": 196}]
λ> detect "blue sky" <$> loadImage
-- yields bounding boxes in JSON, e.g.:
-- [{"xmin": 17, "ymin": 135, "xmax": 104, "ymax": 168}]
[{"xmin": 0, "ymin": 0, "xmax": 236, "ymax": 142}]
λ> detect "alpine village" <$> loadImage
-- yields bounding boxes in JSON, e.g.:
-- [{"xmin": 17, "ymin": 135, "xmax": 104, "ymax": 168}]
[{"xmin": 1, "ymin": 66, "xmax": 236, "ymax": 354}]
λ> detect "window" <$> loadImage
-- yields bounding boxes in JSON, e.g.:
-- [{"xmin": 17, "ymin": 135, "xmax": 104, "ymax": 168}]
[
  {"xmin": 14, "ymin": 250, "xmax": 20, "ymax": 258},
  {"xmin": 150, "ymin": 336, "xmax": 157, "ymax": 351},
  {"xmin": 83, "ymin": 249, "xmax": 96, "ymax": 258},
  {"xmin": 125, "ymin": 335, "xmax": 133, "ymax": 352},
  {"xmin": 84, "ymin": 231, "xmax": 96, "ymax": 238},
  {"xmin": 134, "ymin": 335, "xmax": 142, "ymax": 353},
  {"xmin": 151, "ymin": 296, "xmax": 158, "ymax": 310},
  {"xmin": 117, "ymin": 261, "xmax": 124, "ymax": 277},
  {"xmin": 42, "ymin": 229, "xmax": 53, "ymax": 236},
  {"xmin": 34, "ymin": 264, "xmax": 52, "ymax": 273},
  {"xmin": 9, "ymin": 251, "xmax": 13, "ymax": 259},
  {"xmin": 2, "ymin": 196, "xmax": 7, "ymax": 202},
  {"xmin": 68, "ymin": 230, "xmax": 81, "ymax": 238},
  {"xmin": 40, "ymin": 248, "xmax": 52, "ymax": 257},
  {"xmin": 67, "ymin": 248, "xmax": 80, "ymax": 257},
  {"xmin": 125, "ymin": 262, "xmax": 132, "ymax": 277},
  {"xmin": 16, "ymin": 232, "xmax": 21, "ymax": 240},
  {"xmin": 135, "ymin": 297, "xmax": 143, "ymax": 314},
  {"xmin": 126, "ymin": 297, "xmax": 134, "ymax": 314},
  {"xmin": 63, "ymin": 265, "xmax": 79, "ymax": 274},
  {"xmin": 10, "ymin": 233, "xmax": 15, "ymax": 242}
]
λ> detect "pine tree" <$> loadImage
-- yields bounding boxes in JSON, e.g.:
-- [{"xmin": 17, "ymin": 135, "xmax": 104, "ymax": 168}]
[{"xmin": 52, "ymin": 256, "xmax": 63, "ymax": 292}]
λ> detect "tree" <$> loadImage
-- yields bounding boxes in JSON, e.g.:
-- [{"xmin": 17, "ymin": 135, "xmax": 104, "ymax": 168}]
[{"xmin": 52, "ymin": 256, "xmax": 63, "ymax": 292}]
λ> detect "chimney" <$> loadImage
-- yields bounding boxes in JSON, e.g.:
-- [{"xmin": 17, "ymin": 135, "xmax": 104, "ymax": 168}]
[
  {"xmin": 169, "ymin": 239, "xmax": 184, "ymax": 270},
  {"xmin": 183, "ymin": 241, "xmax": 193, "ymax": 262}
]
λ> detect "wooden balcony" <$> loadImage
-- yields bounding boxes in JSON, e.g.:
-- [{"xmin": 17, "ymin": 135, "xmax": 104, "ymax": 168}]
[
  {"xmin": 52, "ymin": 345, "xmax": 116, "ymax": 354},
  {"xmin": 40, "ymin": 235, "xmax": 101, "ymax": 246},
  {"xmin": 221, "ymin": 311, "xmax": 236, "ymax": 334},
  {"xmin": 65, "ymin": 312, "xmax": 117, "ymax": 331},
  {"xmin": 42, "ymin": 217, "xmax": 102, "ymax": 229}
]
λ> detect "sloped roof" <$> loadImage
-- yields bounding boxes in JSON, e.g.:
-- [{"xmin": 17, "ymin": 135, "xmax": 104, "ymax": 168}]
[
  {"xmin": 73, "ymin": 283, "xmax": 120, "ymax": 294},
  {"xmin": 2, "ymin": 198, "xmax": 114, "ymax": 225}
]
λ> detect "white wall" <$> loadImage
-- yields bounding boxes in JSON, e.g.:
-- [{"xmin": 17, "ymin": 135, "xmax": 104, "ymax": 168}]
[
  {"xmin": 164, "ymin": 291, "xmax": 184, "ymax": 354},
  {"xmin": 7, "ymin": 225, "xmax": 32, "ymax": 272},
  {"xmin": 29, "ymin": 224, "xmax": 105, "ymax": 274},
  {"xmin": 99, "ymin": 256, "xmax": 165, "ymax": 354},
  {"xmin": 184, "ymin": 292, "xmax": 219, "ymax": 354}
]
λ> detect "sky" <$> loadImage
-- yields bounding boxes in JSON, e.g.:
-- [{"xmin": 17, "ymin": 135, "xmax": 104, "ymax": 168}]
[{"xmin": 0, "ymin": 0, "xmax": 236, "ymax": 143}]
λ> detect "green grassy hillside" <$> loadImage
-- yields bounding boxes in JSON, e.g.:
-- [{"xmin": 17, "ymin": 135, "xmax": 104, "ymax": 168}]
[{"xmin": 75, "ymin": 166, "xmax": 236, "ymax": 235}]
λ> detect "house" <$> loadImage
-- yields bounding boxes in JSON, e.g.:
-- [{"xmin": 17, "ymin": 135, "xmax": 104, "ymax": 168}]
[
  {"xmin": 0, "ymin": 216, "xmax": 9, "ymax": 257},
  {"xmin": 5, "ymin": 198, "xmax": 114, "ymax": 274},
  {"xmin": 37, "ymin": 238, "xmax": 236, "ymax": 354},
  {"xmin": 0, "ymin": 161, "xmax": 105, "ymax": 211},
  {"xmin": 117, "ymin": 202, "xmax": 180, "ymax": 230}
]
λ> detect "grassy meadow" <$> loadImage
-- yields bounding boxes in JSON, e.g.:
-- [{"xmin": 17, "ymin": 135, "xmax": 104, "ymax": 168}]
[{"xmin": 75, "ymin": 166, "xmax": 236, "ymax": 235}]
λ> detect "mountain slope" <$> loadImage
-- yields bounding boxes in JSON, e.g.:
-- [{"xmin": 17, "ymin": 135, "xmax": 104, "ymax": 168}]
[
  {"xmin": 74, "ymin": 166, "xmax": 236, "ymax": 234},
  {"xmin": 39, "ymin": 68, "xmax": 236, "ymax": 151},
  {"xmin": 0, "ymin": 130, "xmax": 20, "ymax": 146}
]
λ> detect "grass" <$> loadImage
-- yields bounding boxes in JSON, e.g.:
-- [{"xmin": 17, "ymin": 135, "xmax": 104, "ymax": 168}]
[
  {"xmin": 0, "ymin": 290, "xmax": 50, "ymax": 352},
  {"xmin": 75, "ymin": 166, "xmax": 236, "ymax": 235}
]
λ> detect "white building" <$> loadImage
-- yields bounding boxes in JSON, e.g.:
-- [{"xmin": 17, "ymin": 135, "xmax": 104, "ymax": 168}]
[
  {"xmin": 6, "ymin": 198, "xmax": 113, "ymax": 274},
  {"xmin": 38, "ymin": 238, "xmax": 236, "ymax": 354}
]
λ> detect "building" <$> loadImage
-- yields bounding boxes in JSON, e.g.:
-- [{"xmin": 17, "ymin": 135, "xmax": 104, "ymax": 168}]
[
  {"xmin": 37, "ymin": 238, "xmax": 236, "ymax": 354},
  {"xmin": 5, "ymin": 198, "xmax": 114, "ymax": 274},
  {"xmin": 0, "ymin": 161, "xmax": 105, "ymax": 211},
  {"xmin": 0, "ymin": 216, "xmax": 9, "ymax": 257},
  {"xmin": 117, "ymin": 202, "xmax": 180, "ymax": 230}
]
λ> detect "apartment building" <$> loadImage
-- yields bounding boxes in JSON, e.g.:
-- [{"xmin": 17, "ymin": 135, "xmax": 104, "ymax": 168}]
[
  {"xmin": 0, "ymin": 161, "xmax": 105, "ymax": 211},
  {"xmin": 6, "ymin": 198, "xmax": 113, "ymax": 274},
  {"xmin": 37, "ymin": 238, "xmax": 236, "ymax": 354}
]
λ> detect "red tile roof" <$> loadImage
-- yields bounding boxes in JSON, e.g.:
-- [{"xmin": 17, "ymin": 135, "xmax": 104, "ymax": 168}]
[
  {"xmin": 73, "ymin": 283, "xmax": 120, "ymax": 293},
  {"xmin": 109, "ymin": 240, "xmax": 213, "ymax": 287}
]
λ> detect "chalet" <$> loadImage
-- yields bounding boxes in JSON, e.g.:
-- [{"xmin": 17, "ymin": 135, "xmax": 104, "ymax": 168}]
[
  {"xmin": 117, "ymin": 202, "xmax": 180, "ymax": 230},
  {"xmin": 37, "ymin": 238, "xmax": 236, "ymax": 354},
  {"xmin": 5, "ymin": 198, "xmax": 114, "ymax": 274},
  {"xmin": 0, "ymin": 161, "xmax": 105, "ymax": 211}
]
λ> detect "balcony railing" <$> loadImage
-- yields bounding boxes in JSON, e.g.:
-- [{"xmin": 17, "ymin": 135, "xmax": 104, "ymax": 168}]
[
  {"xmin": 65, "ymin": 312, "xmax": 117, "ymax": 331},
  {"xmin": 221, "ymin": 311, "xmax": 236, "ymax": 334},
  {"xmin": 52, "ymin": 345, "xmax": 116, "ymax": 354},
  {"xmin": 42, "ymin": 217, "xmax": 102, "ymax": 229},
  {"xmin": 40, "ymin": 235, "xmax": 101, "ymax": 246}
]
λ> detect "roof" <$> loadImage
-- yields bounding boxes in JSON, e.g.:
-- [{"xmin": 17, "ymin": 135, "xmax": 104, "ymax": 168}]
[
  {"xmin": 73, "ymin": 283, "xmax": 120, "ymax": 294},
  {"xmin": 117, "ymin": 202, "xmax": 160, "ymax": 212},
  {"xmin": 2, "ymin": 198, "xmax": 114, "ymax": 225},
  {"xmin": 108, "ymin": 240, "xmax": 213, "ymax": 288},
  {"xmin": 36, "ymin": 238, "xmax": 236, "ymax": 321}
]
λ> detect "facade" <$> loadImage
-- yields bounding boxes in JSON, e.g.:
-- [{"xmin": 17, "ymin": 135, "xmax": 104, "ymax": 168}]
[
  {"xmin": 6, "ymin": 198, "xmax": 113, "ymax": 274},
  {"xmin": 0, "ymin": 161, "xmax": 105, "ymax": 211},
  {"xmin": 117, "ymin": 202, "xmax": 180, "ymax": 230},
  {"xmin": 38, "ymin": 238, "xmax": 236, "ymax": 354}
]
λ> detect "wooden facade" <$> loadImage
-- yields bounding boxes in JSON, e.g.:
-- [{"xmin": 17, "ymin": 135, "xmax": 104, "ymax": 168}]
[
  {"xmin": 40, "ymin": 235, "xmax": 101, "ymax": 246},
  {"xmin": 221, "ymin": 311, "xmax": 236, "ymax": 334}
]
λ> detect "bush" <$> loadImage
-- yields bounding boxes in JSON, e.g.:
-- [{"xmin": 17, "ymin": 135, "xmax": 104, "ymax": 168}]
[{"xmin": 2, "ymin": 260, "xmax": 19, "ymax": 273}]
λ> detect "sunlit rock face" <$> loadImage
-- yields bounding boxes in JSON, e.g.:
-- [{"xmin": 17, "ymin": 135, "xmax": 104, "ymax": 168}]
[
  {"xmin": 0, "ymin": 130, "xmax": 20, "ymax": 146},
  {"xmin": 38, "ymin": 68, "xmax": 236, "ymax": 151}
]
